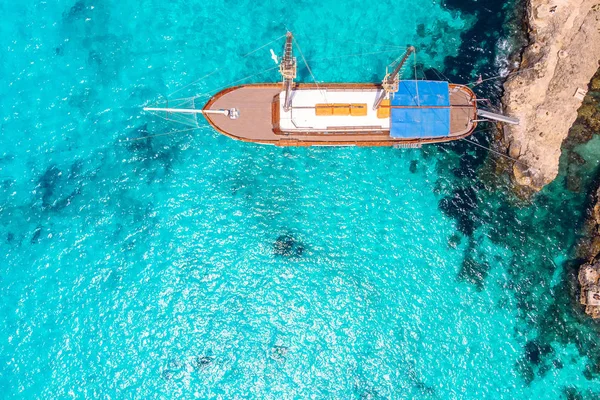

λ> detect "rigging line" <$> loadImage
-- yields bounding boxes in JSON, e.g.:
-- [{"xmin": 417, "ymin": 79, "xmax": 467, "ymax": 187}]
[
  {"xmin": 430, "ymin": 68, "xmax": 444, "ymax": 81},
  {"xmin": 467, "ymin": 66, "xmax": 536, "ymax": 87},
  {"xmin": 431, "ymin": 67, "xmax": 451, "ymax": 82},
  {"xmin": 418, "ymin": 63, "xmax": 429, "ymax": 80},
  {"xmin": 167, "ymin": 34, "xmax": 286, "ymax": 98},
  {"xmin": 292, "ymin": 35, "xmax": 328, "ymax": 103},
  {"xmin": 461, "ymin": 137, "xmax": 533, "ymax": 168},
  {"xmin": 121, "ymin": 126, "xmax": 205, "ymax": 142},
  {"xmin": 151, "ymin": 95, "xmax": 198, "ymax": 103},
  {"xmin": 145, "ymin": 108, "xmax": 200, "ymax": 126},
  {"xmin": 156, "ymin": 65, "xmax": 279, "ymax": 105},
  {"xmin": 414, "ymin": 51, "xmax": 420, "ymax": 107},
  {"xmin": 308, "ymin": 48, "xmax": 401, "ymax": 62},
  {"xmin": 387, "ymin": 50, "xmax": 408, "ymax": 70},
  {"xmin": 421, "ymin": 63, "xmax": 429, "ymax": 80},
  {"xmin": 197, "ymin": 65, "xmax": 280, "ymax": 99},
  {"xmin": 168, "ymin": 67, "xmax": 224, "ymax": 98},
  {"xmin": 242, "ymin": 34, "xmax": 286, "ymax": 57},
  {"xmin": 341, "ymin": 40, "xmax": 406, "ymax": 49}
]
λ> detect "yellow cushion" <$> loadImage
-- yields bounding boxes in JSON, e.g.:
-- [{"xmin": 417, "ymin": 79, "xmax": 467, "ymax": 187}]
[
  {"xmin": 332, "ymin": 104, "xmax": 351, "ymax": 116},
  {"xmin": 316, "ymin": 103, "xmax": 367, "ymax": 116},
  {"xmin": 315, "ymin": 104, "xmax": 333, "ymax": 116},
  {"xmin": 350, "ymin": 104, "xmax": 367, "ymax": 116},
  {"xmin": 377, "ymin": 100, "xmax": 390, "ymax": 119}
]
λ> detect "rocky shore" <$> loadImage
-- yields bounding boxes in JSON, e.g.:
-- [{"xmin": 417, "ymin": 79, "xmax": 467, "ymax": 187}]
[
  {"xmin": 579, "ymin": 186, "xmax": 600, "ymax": 318},
  {"xmin": 568, "ymin": 68, "xmax": 600, "ymax": 318},
  {"xmin": 502, "ymin": 0, "xmax": 600, "ymax": 191}
]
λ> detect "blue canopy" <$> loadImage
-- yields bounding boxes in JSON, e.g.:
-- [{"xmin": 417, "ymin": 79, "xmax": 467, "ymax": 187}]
[{"xmin": 389, "ymin": 80, "xmax": 451, "ymax": 139}]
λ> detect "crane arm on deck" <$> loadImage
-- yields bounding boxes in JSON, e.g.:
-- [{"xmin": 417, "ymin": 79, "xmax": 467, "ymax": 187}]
[{"xmin": 373, "ymin": 46, "xmax": 416, "ymax": 110}]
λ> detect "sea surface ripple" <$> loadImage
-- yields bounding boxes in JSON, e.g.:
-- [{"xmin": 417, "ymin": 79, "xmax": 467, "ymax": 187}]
[{"xmin": 1, "ymin": 0, "xmax": 600, "ymax": 398}]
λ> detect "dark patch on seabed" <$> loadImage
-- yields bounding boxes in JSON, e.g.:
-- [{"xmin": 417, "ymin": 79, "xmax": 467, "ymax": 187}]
[
  {"xmin": 436, "ymin": 133, "xmax": 600, "ymax": 389},
  {"xmin": 124, "ymin": 124, "xmax": 180, "ymax": 182},
  {"xmin": 273, "ymin": 233, "xmax": 305, "ymax": 258},
  {"xmin": 35, "ymin": 164, "xmax": 82, "ymax": 212},
  {"xmin": 409, "ymin": 159, "xmax": 418, "ymax": 173},
  {"xmin": 37, "ymin": 165, "xmax": 61, "ymax": 208},
  {"xmin": 193, "ymin": 356, "xmax": 214, "ymax": 369},
  {"xmin": 443, "ymin": 0, "xmax": 526, "ymax": 96},
  {"xmin": 509, "ymin": 71, "xmax": 600, "ymax": 389},
  {"xmin": 428, "ymin": 0, "xmax": 600, "ymax": 392},
  {"xmin": 457, "ymin": 237, "xmax": 490, "ymax": 290},
  {"xmin": 270, "ymin": 345, "xmax": 288, "ymax": 362},
  {"xmin": 30, "ymin": 227, "xmax": 43, "ymax": 244},
  {"xmin": 438, "ymin": 186, "xmax": 481, "ymax": 237},
  {"xmin": 64, "ymin": 0, "xmax": 87, "ymax": 20}
]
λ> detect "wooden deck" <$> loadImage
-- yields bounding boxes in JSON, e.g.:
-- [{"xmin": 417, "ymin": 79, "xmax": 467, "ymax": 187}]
[{"xmin": 203, "ymin": 83, "xmax": 477, "ymax": 146}]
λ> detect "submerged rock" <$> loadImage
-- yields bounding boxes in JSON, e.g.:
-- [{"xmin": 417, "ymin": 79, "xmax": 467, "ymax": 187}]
[
  {"xmin": 502, "ymin": 0, "xmax": 600, "ymax": 191},
  {"xmin": 524, "ymin": 340, "xmax": 554, "ymax": 365},
  {"xmin": 448, "ymin": 233, "xmax": 461, "ymax": 249},
  {"xmin": 38, "ymin": 165, "xmax": 61, "ymax": 207},
  {"xmin": 409, "ymin": 160, "xmax": 418, "ymax": 173},
  {"xmin": 273, "ymin": 234, "xmax": 304, "ymax": 257},
  {"xmin": 438, "ymin": 186, "xmax": 479, "ymax": 236},
  {"xmin": 270, "ymin": 345, "xmax": 289, "ymax": 362},
  {"xmin": 30, "ymin": 227, "xmax": 42, "ymax": 244},
  {"xmin": 577, "ymin": 186, "xmax": 600, "ymax": 318},
  {"xmin": 161, "ymin": 369, "xmax": 172, "ymax": 381},
  {"xmin": 193, "ymin": 356, "xmax": 213, "ymax": 369},
  {"xmin": 578, "ymin": 262, "xmax": 600, "ymax": 318},
  {"xmin": 458, "ymin": 249, "xmax": 490, "ymax": 290}
]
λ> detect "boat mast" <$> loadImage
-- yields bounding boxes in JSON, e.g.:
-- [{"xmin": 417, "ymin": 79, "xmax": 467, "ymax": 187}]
[
  {"xmin": 373, "ymin": 46, "xmax": 415, "ymax": 110},
  {"xmin": 280, "ymin": 32, "xmax": 297, "ymax": 112}
]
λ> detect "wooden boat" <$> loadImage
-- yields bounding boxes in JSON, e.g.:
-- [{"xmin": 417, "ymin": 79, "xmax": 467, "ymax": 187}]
[{"xmin": 144, "ymin": 32, "xmax": 517, "ymax": 147}]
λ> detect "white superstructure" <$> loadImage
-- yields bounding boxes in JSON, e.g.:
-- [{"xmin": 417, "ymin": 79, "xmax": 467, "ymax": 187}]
[{"xmin": 278, "ymin": 89, "xmax": 390, "ymax": 132}]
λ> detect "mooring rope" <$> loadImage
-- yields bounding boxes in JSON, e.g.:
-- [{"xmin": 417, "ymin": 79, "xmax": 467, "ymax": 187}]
[
  {"xmin": 467, "ymin": 67, "xmax": 537, "ymax": 88},
  {"xmin": 461, "ymin": 136, "xmax": 530, "ymax": 168}
]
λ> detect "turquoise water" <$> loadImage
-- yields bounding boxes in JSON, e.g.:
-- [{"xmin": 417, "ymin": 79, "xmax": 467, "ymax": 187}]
[{"xmin": 2, "ymin": 0, "xmax": 600, "ymax": 398}]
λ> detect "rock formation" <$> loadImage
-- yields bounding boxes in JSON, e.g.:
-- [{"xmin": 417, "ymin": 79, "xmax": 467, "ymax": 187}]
[
  {"xmin": 579, "ymin": 262, "xmax": 600, "ymax": 318},
  {"xmin": 579, "ymin": 186, "xmax": 600, "ymax": 318},
  {"xmin": 502, "ymin": 0, "xmax": 600, "ymax": 191}
]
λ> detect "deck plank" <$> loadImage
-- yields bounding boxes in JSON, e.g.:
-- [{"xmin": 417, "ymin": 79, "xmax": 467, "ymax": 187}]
[{"xmin": 204, "ymin": 83, "xmax": 476, "ymax": 146}]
